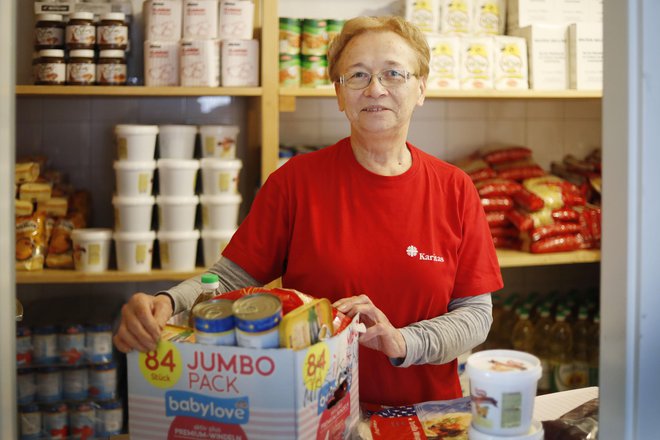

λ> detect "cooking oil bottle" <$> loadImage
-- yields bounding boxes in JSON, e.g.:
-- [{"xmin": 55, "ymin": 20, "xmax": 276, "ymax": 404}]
[
  {"xmin": 533, "ymin": 306, "xmax": 554, "ymax": 394},
  {"xmin": 572, "ymin": 306, "xmax": 591, "ymax": 389},
  {"xmin": 187, "ymin": 273, "xmax": 220, "ymax": 327},
  {"xmin": 549, "ymin": 310, "xmax": 574, "ymax": 391},
  {"xmin": 589, "ymin": 311, "xmax": 600, "ymax": 386},
  {"xmin": 511, "ymin": 307, "xmax": 535, "ymax": 353}
]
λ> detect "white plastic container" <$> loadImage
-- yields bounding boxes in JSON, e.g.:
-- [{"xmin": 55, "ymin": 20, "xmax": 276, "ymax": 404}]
[
  {"xmin": 468, "ymin": 419, "xmax": 544, "ymax": 440},
  {"xmin": 158, "ymin": 125, "xmax": 197, "ymax": 159},
  {"xmin": 221, "ymin": 39, "xmax": 259, "ymax": 87},
  {"xmin": 201, "ymin": 228, "xmax": 235, "ymax": 267},
  {"xmin": 180, "ymin": 38, "xmax": 220, "ymax": 87},
  {"xmin": 71, "ymin": 228, "xmax": 113, "ymax": 273},
  {"xmin": 114, "ymin": 230, "xmax": 156, "ymax": 273},
  {"xmin": 157, "ymin": 229, "xmax": 200, "ymax": 271},
  {"xmin": 112, "ymin": 195, "xmax": 155, "ymax": 232},
  {"xmin": 113, "ymin": 160, "xmax": 156, "ymax": 197},
  {"xmin": 144, "ymin": 40, "xmax": 180, "ymax": 86},
  {"xmin": 467, "ymin": 349, "xmax": 542, "ymax": 437},
  {"xmin": 156, "ymin": 195, "xmax": 199, "ymax": 231},
  {"xmin": 156, "ymin": 158, "xmax": 200, "ymax": 197},
  {"xmin": 200, "ymin": 158, "xmax": 242, "ymax": 194},
  {"xmin": 199, "ymin": 125, "xmax": 240, "ymax": 158},
  {"xmin": 115, "ymin": 125, "xmax": 159, "ymax": 161},
  {"xmin": 200, "ymin": 194, "xmax": 241, "ymax": 230}
]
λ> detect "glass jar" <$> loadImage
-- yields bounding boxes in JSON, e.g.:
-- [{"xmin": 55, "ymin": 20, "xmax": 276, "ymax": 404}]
[
  {"xmin": 97, "ymin": 50, "xmax": 127, "ymax": 85},
  {"xmin": 66, "ymin": 49, "xmax": 96, "ymax": 85},
  {"xmin": 34, "ymin": 13, "xmax": 64, "ymax": 50},
  {"xmin": 97, "ymin": 12, "xmax": 128, "ymax": 50},
  {"xmin": 65, "ymin": 12, "xmax": 95, "ymax": 50},
  {"xmin": 36, "ymin": 49, "xmax": 66, "ymax": 85}
]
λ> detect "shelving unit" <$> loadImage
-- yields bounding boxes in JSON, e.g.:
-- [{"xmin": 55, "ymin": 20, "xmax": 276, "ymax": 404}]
[
  {"xmin": 16, "ymin": 85, "xmax": 263, "ymax": 97},
  {"xmin": 16, "ymin": 268, "xmax": 206, "ymax": 284}
]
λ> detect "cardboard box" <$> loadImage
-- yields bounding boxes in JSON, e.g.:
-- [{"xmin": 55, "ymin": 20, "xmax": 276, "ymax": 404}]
[
  {"xmin": 510, "ymin": 24, "xmax": 568, "ymax": 90},
  {"xmin": 507, "ymin": 0, "xmax": 558, "ymax": 32},
  {"xmin": 426, "ymin": 34, "xmax": 460, "ymax": 90},
  {"xmin": 493, "ymin": 36, "xmax": 529, "ymax": 90},
  {"xmin": 128, "ymin": 317, "xmax": 360, "ymax": 439},
  {"xmin": 568, "ymin": 22, "xmax": 603, "ymax": 90}
]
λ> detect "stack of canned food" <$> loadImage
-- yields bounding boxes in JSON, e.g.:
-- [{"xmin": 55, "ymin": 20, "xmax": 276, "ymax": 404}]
[
  {"xmin": 16, "ymin": 323, "xmax": 123, "ymax": 440},
  {"xmin": 278, "ymin": 17, "xmax": 344, "ymax": 88}
]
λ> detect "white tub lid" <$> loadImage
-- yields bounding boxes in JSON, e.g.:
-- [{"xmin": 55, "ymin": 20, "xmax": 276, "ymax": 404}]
[
  {"xmin": 199, "ymin": 193, "xmax": 243, "ymax": 204},
  {"xmin": 112, "ymin": 195, "xmax": 156, "ymax": 205},
  {"xmin": 158, "ymin": 124, "xmax": 198, "ymax": 133},
  {"xmin": 201, "ymin": 228, "xmax": 237, "ymax": 239},
  {"xmin": 71, "ymin": 228, "xmax": 113, "ymax": 241},
  {"xmin": 466, "ymin": 349, "xmax": 542, "ymax": 381},
  {"xmin": 200, "ymin": 158, "xmax": 243, "ymax": 170},
  {"xmin": 156, "ymin": 229, "xmax": 201, "ymax": 241},
  {"xmin": 156, "ymin": 158, "xmax": 201, "ymax": 169},
  {"xmin": 113, "ymin": 230, "xmax": 156, "ymax": 241},
  {"xmin": 198, "ymin": 125, "xmax": 240, "ymax": 135},
  {"xmin": 155, "ymin": 195, "xmax": 199, "ymax": 205},
  {"xmin": 115, "ymin": 124, "xmax": 159, "ymax": 134},
  {"xmin": 113, "ymin": 160, "xmax": 157, "ymax": 170}
]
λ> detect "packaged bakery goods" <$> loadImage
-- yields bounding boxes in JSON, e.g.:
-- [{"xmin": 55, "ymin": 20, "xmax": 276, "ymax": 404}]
[
  {"xmin": 16, "ymin": 211, "xmax": 48, "ymax": 271},
  {"xmin": 19, "ymin": 182, "xmax": 52, "ymax": 203},
  {"xmin": 15, "ymin": 162, "xmax": 41, "ymax": 184}
]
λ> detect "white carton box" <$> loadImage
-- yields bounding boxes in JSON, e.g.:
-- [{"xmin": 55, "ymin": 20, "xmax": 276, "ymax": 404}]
[
  {"xmin": 568, "ymin": 22, "xmax": 603, "ymax": 90},
  {"xmin": 406, "ymin": 0, "xmax": 441, "ymax": 33},
  {"xmin": 183, "ymin": 0, "xmax": 219, "ymax": 39},
  {"xmin": 144, "ymin": 0, "xmax": 183, "ymax": 42},
  {"xmin": 218, "ymin": 0, "xmax": 255, "ymax": 40},
  {"xmin": 144, "ymin": 41, "xmax": 180, "ymax": 86},
  {"xmin": 472, "ymin": 0, "xmax": 506, "ymax": 36},
  {"xmin": 439, "ymin": 0, "xmax": 473, "ymax": 35},
  {"xmin": 559, "ymin": 0, "xmax": 591, "ymax": 23},
  {"xmin": 460, "ymin": 37, "xmax": 494, "ymax": 90},
  {"xmin": 180, "ymin": 39, "xmax": 220, "ymax": 87},
  {"xmin": 128, "ymin": 317, "xmax": 360, "ymax": 439},
  {"xmin": 510, "ymin": 24, "xmax": 568, "ymax": 90},
  {"xmin": 221, "ymin": 39, "xmax": 259, "ymax": 87},
  {"xmin": 493, "ymin": 36, "xmax": 529, "ymax": 89},
  {"xmin": 426, "ymin": 34, "xmax": 460, "ymax": 90},
  {"xmin": 506, "ymin": 0, "xmax": 558, "ymax": 32}
]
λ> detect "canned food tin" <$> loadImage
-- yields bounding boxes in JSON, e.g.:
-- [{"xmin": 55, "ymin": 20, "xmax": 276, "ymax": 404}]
[
  {"xmin": 36, "ymin": 366, "xmax": 62, "ymax": 403},
  {"xmin": 58, "ymin": 324, "xmax": 86, "ymax": 365},
  {"xmin": 85, "ymin": 323, "xmax": 113, "ymax": 364},
  {"xmin": 194, "ymin": 299, "xmax": 236, "ymax": 346},
  {"xmin": 96, "ymin": 400, "xmax": 123, "ymax": 437},
  {"xmin": 19, "ymin": 403, "xmax": 41, "ymax": 440},
  {"xmin": 279, "ymin": 53, "xmax": 300, "ymax": 87},
  {"xmin": 327, "ymin": 19, "xmax": 345, "ymax": 44},
  {"xmin": 42, "ymin": 402, "xmax": 68, "ymax": 440},
  {"xmin": 17, "ymin": 368, "xmax": 36, "ymax": 405},
  {"xmin": 17, "ymin": 326, "xmax": 33, "ymax": 367},
  {"xmin": 301, "ymin": 18, "xmax": 328, "ymax": 56},
  {"xmin": 70, "ymin": 401, "xmax": 95, "ymax": 440},
  {"xmin": 232, "ymin": 293, "xmax": 282, "ymax": 348},
  {"xmin": 89, "ymin": 362, "xmax": 117, "ymax": 400},
  {"xmin": 301, "ymin": 55, "xmax": 329, "ymax": 88},
  {"xmin": 33, "ymin": 325, "xmax": 58, "ymax": 365},
  {"xmin": 279, "ymin": 17, "xmax": 301, "ymax": 55},
  {"xmin": 62, "ymin": 365, "xmax": 89, "ymax": 400}
]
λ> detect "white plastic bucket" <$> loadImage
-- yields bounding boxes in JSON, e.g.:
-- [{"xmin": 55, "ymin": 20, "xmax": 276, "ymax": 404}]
[
  {"xmin": 113, "ymin": 230, "xmax": 156, "ymax": 273},
  {"xmin": 158, "ymin": 125, "xmax": 197, "ymax": 159},
  {"xmin": 114, "ymin": 160, "xmax": 156, "ymax": 197},
  {"xmin": 112, "ymin": 195, "xmax": 155, "ymax": 232},
  {"xmin": 468, "ymin": 420, "xmax": 544, "ymax": 440},
  {"xmin": 466, "ymin": 349, "xmax": 542, "ymax": 436},
  {"xmin": 156, "ymin": 195, "xmax": 199, "ymax": 231},
  {"xmin": 157, "ymin": 229, "xmax": 200, "ymax": 271},
  {"xmin": 200, "ymin": 158, "xmax": 242, "ymax": 194},
  {"xmin": 200, "ymin": 194, "xmax": 242, "ymax": 230},
  {"xmin": 71, "ymin": 228, "xmax": 113, "ymax": 273},
  {"xmin": 199, "ymin": 125, "xmax": 240, "ymax": 158},
  {"xmin": 115, "ymin": 125, "xmax": 159, "ymax": 161},
  {"xmin": 201, "ymin": 228, "xmax": 236, "ymax": 267},
  {"xmin": 156, "ymin": 159, "xmax": 200, "ymax": 197}
]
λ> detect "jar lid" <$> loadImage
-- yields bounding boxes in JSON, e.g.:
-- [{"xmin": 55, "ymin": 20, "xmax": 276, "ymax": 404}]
[
  {"xmin": 69, "ymin": 49, "xmax": 95, "ymax": 58},
  {"xmin": 69, "ymin": 11, "xmax": 94, "ymax": 20},
  {"xmin": 99, "ymin": 49, "xmax": 126, "ymax": 59},
  {"xmin": 100, "ymin": 12, "xmax": 126, "ymax": 21},
  {"xmin": 38, "ymin": 49, "xmax": 64, "ymax": 58},
  {"xmin": 36, "ymin": 13, "xmax": 64, "ymax": 22}
]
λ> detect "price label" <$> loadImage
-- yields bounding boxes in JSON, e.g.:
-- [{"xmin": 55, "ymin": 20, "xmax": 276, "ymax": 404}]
[
  {"xmin": 138, "ymin": 340, "xmax": 183, "ymax": 389},
  {"xmin": 302, "ymin": 342, "xmax": 329, "ymax": 391}
]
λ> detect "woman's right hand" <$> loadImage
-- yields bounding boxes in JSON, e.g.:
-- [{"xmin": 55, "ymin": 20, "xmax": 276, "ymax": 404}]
[{"xmin": 113, "ymin": 293, "xmax": 173, "ymax": 353}]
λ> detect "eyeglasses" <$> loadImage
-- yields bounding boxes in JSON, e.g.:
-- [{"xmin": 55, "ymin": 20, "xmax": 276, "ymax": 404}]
[{"xmin": 338, "ymin": 69, "xmax": 417, "ymax": 90}]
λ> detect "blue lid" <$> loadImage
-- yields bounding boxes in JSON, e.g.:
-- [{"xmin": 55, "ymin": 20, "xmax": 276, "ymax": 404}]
[
  {"xmin": 33, "ymin": 325, "xmax": 56, "ymax": 335},
  {"xmin": 20, "ymin": 403, "xmax": 40, "ymax": 413},
  {"xmin": 92, "ymin": 362, "xmax": 116, "ymax": 371},
  {"xmin": 87, "ymin": 323, "xmax": 112, "ymax": 332},
  {"xmin": 17, "ymin": 326, "xmax": 31, "ymax": 337},
  {"xmin": 98, "ymin": 400, "xmax": 122, "ymax": 410},
  {"xmin": 278, "ymin": 149, "xmax": 294, "ymax": 158}
]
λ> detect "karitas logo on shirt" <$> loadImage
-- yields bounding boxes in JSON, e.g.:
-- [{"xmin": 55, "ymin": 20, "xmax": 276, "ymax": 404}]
[{"xmin": 406, "ymin": 245, "xmax": 445, "ymax": 263}]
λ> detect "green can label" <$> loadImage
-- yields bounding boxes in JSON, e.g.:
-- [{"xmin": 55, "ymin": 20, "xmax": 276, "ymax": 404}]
[
  {"xmin": 301, "ymin": 55, "xmax": 329, "ymax": 87},
  {"xmin": 279, "ymin": 17, "xmax": 301, "ymax": 55},
  {"xmin": 302, "ymin": 19, "xmax": 328, "ymax": 56},
  {"xmin": 279, "ymin": 54, "xmax": 300, "ymax": 87}
]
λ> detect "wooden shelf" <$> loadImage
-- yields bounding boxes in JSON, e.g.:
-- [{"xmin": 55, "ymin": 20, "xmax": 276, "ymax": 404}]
[
  {"xmin": 16, "ymin": 85, "xmax": 263, "ymax": 97},
  {"xmin": 279, "ymin": 87, "xmax": 602, "ymax": 99},
  {"xmin": 16, "ymin": 268, "xmax": 206, "ymax": 284},
  {"xmin": 497, "ymin": 249, "xmax": 601, "ymax": 268}
]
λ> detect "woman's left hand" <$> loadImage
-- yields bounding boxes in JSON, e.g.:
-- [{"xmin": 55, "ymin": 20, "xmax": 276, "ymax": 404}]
[{"xmin": 333, "ymin": 294, "xmax": 407, "ymax": 360}]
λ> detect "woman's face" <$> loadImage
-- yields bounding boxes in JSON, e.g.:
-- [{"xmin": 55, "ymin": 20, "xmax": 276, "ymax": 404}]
[{"xmin": 335, "ymin": 31, "xmax": 426, "ymax": 137}]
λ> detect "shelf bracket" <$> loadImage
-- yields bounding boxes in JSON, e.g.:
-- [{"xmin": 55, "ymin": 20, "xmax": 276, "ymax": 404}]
[{"xmin": 279, "ymin": 95, "xmax": 297, "ymax": 112}]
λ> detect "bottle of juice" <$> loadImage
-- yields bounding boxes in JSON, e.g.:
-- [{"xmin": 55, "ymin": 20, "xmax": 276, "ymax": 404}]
[
  {"xmin": 589, "ymin": 311, "xmax": 600, "ymax": 386},
  {"xmin": 549, "ymin": 311, "xmax": 574, "ymax": 391},
  {"xmin": 533, "ymin": 306, "xmax": 553, "ymax": 394},
  {"xmin": 572, "ymin": 306, "xmax": 591, "ymax": 389},
  {"xmin": 187, "ymin": 273, "xmax": 220, "ymax": 327},
  {"xmin": 511, "ymin": 307, "xmax": 535, "ymax": 353}
]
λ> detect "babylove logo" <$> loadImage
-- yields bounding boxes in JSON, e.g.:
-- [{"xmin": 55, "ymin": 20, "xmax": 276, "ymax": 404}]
[
  {"xmin": 406, "ymin": 245, "xmax": 445, "ymax": 263},
  {"xmin": 165, "ymin": 390, "xmax": 249, "ymax": 425}
]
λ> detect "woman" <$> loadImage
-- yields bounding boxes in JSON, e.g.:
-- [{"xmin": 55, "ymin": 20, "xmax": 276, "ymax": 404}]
[{"xmin": 114, "ymin": 16, "xmax": 503, "ymax": 406}]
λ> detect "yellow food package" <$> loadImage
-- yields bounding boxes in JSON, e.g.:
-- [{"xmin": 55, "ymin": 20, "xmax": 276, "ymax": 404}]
[
  {"xmin": 16, "ymin": 211, "xmax": 47, "ymax": 271},
  {"xmin": 279, "ymin": 298, "xmax": 334, "ymax": 350}
]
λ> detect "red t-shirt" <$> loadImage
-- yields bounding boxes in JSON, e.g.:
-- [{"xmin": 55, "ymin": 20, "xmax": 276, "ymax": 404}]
[{"xmin": 223, "ymin": 137, "xmax": 503, "ymax": 406}]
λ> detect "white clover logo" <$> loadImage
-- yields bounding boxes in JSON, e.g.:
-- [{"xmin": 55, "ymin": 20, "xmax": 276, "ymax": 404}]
[{"xmin": 406, "ymin": 245, "xmax": 418, "ymax": 257}]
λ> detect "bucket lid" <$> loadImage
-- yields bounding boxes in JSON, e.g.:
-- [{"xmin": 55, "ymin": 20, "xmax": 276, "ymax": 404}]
[
  {"xmin": 115, "ymin": 124, "xmax": 159, "ymax": 135},
  {"xmin": 158, "ymin": 124, "xmax": 198, "ymax": 133},
  {"xmin": 113, "ymin": 160, "xmax": 156, "ymax": 170},
  {"xmin": 200, "ymin": 193, "xmax": 243, "ymax": 204},
  {"xmin": 157, "ymin": 158, "xmax": 201, "ymax": 169},
  {"xmin": 201, "ymin": 228, "xmax": 237, "ymax": 239},
  {"xmin": 71, "ymin": 228, "xmax": 113, "ymax": 241},
  {"xmin": 157, "ymin": 229, "xmax": 201, "ymax": 241},
  {"xmin": 112, "ymin": 195, "xmax": 156, "ymax": 205},
  {"xmin": 200, "ymin": 158, "xmax": 243, "ymax": 170},
  {"xmin": 199, "ymin": 125, "xmax": 240, "ymax": 135},
  {"xmin": 466, "ymin": 349, "xmax": 542, "ymax": 381},
  {"xmin": 156, "ymin": 195, "xmax": 199, "ymax": 205},
  {"xmin": 113, "ymin": 230, "xmax": 156, "ymax": 241},
  {"xmin": 467, "ymin": 420, "xmax": 544, "ymax": 440}
]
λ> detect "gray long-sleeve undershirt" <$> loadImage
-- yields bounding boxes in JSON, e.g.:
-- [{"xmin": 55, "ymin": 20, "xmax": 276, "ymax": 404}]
[{"xmin": 160, "ymin": 257, "xmax": 492, "ymax": 366}]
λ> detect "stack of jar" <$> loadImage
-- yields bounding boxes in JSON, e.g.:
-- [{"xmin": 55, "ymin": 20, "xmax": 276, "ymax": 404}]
[
  {"xmin": 278, "ymin": 17, "xmax": 344, "ymax": 88},
  {"xmin": 34, "ymin": 11, "xmax": 130, "ymax": 86},
  {"xmin": 16, "ymin": 323, "xmax": 123, "ymax": 439},
  {"xmin": 143, "ymin": 0, "xmax": 259, "ymax": 87}
]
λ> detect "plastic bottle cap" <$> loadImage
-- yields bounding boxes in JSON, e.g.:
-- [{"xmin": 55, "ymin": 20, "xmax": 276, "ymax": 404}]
[{"xmin": 201, "ymin": 273, "xmax": 219, "ymax": 284}]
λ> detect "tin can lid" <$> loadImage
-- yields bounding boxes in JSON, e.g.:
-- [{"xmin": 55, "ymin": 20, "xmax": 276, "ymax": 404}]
[
  {"xmin": 33, "ymin": 325, "xmax": 56, "ymax": 335},
  {"xmin": 232, "ymin": 293, "xmax": 282, "ymax": 331},
  {"xmin": 59, "ymin": 323, "xmax": 85, "ymax": 334},
  {"xmin": 98, "ymin": 399, "xmax": 122, "ymax": 410},
  {"xmin": 43, "ymin": 402, "xmax": 68, "ymax": 413},
  {"xmin": 87, "ymin": 323, "xmax": 113, "ymax": 332},
  {"xmin": 92, "ymin": 361, "xmax": 116, "ymax": 371}
]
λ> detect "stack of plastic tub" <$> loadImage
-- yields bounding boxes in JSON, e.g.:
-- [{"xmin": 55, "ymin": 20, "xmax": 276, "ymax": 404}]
[
  {"xmin": 112, "ymin": 124, "xmax": 158, "ymax": 272},
  {"xmin": 156, "ymin": 125, "xmax": 200, "ymax": 271},
  {"xmin": 198, "ymin": 124, "xmax": 242, "ymax": 267}
]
